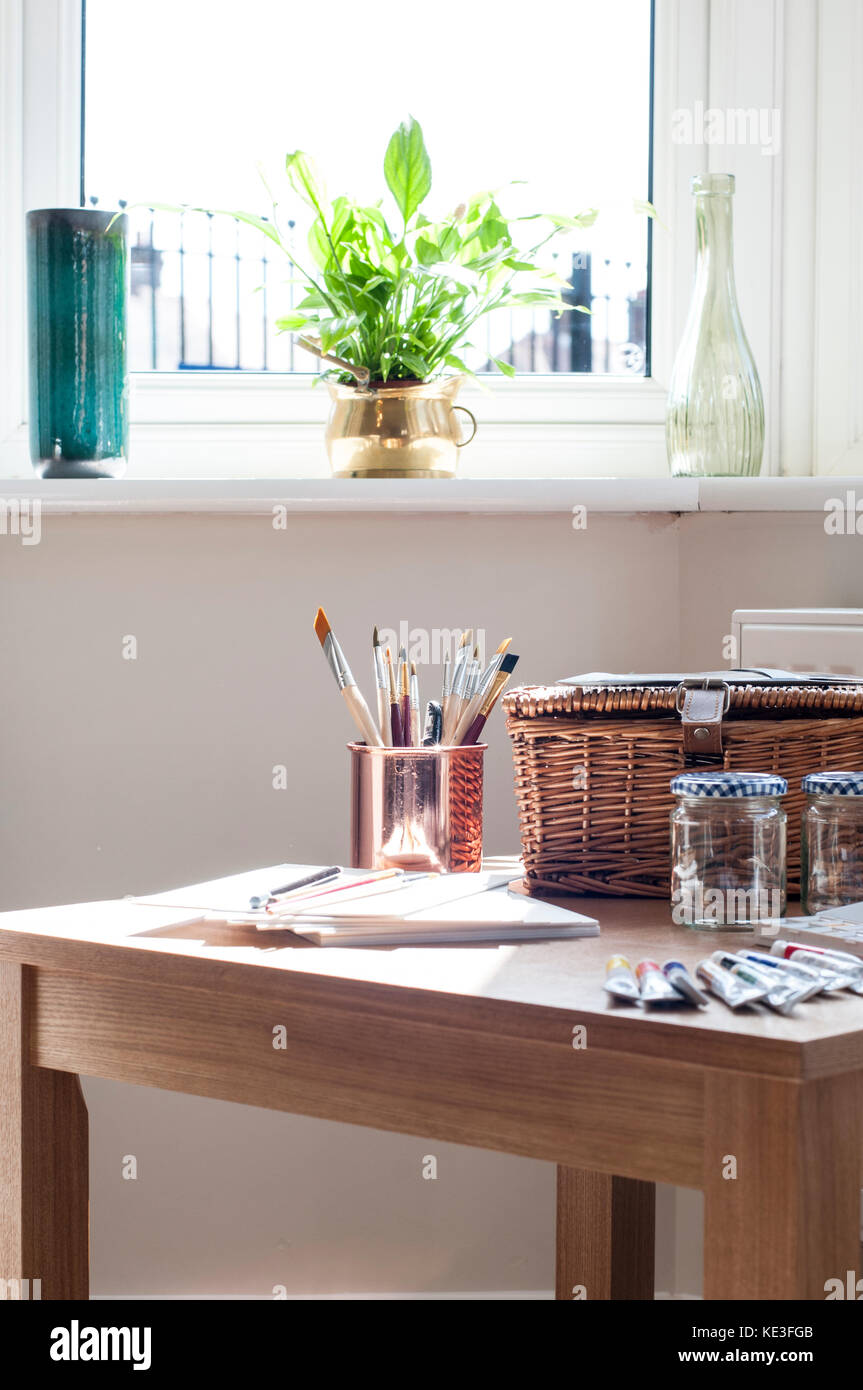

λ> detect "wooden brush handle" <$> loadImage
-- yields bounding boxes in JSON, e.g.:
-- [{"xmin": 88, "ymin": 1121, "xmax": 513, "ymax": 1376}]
[
  {"xmin": 342, "ymin": 685, "xmax": 384, "ymax": 747},
  {"xmin": 377, "ymin": 688, "xmax": 392, "ymax": 746}
]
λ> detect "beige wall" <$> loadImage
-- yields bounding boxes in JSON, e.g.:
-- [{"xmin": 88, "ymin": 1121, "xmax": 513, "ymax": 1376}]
[{"xmin": 2, "ymin": 507, "xmax": 859, "ymax": 1296}]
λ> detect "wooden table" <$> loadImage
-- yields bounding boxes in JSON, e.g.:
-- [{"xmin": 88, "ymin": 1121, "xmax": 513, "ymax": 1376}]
[{"xmin": 1, "ymin": 874, "xmax": 862, "ymax": 1301}]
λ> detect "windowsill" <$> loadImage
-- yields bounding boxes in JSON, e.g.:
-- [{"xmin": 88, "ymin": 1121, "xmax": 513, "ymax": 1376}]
[{"xmin": 0, "ymin": 475, "xmax": 856, "ymax": 515}]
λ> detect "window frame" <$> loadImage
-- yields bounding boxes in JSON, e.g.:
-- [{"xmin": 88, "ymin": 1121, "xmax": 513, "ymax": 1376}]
[{"xmin": 0, "ymin": 0, "xmax": 818, "ymax": 480}]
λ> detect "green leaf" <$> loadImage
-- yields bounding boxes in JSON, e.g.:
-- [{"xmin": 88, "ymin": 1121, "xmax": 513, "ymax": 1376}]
[
  {"xmin": 136, "ymin": 203, "xmax": 284, "ymax": 247},
  {"xmin": 396, "ymin": 350, "xmax": 432, "ymax": 379},
  {"xmin": 633, "ymin": 198, "xmax": 658, "ymax": 219},
  {"xmin": 330, "ymin": 197, "xmax": 355, "ymax": 246},
  {"xmin": 506, "ymin": 290, "xmax": 564, "ymax": 307},
  {"xmin": 492, "ymin": 357, "xmax": 516, "ymax": 378},
  {"xmin": 286, "ymin": 151, "xmax": 327, "ymax": 213},
  {"xmin": 318, "ymin": 314, "xmax": 365, "ymax": 353},
  {"xmin": 426, "ymin": 261, "xmax": 478, "ymax": 289},
  {"xmin": 562, "ymin": 208, "xmax": 598, "ymax": 229},
  {"xmin": 308, "ymin": 219, "xmax": 331, "ymax": 270},
  {"xmin": 415, "ymin": 236, "xmax": 441, "ymax": 266},
  {"xmin": 519, "ymin": 208, "xmax": 599, "ymax": 231},
  {"xmin": 438, "ymin": 224, "xmax": 462, "ymax": 258},
  {"xmin": 384, "ymin": 117, "xmax": 432, "ymax": 225},
  {"xmin": 275, "ymin": 312, "xmax": 310, "ymax": 331}
]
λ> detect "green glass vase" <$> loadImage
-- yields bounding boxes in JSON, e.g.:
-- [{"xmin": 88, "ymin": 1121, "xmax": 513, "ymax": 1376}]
[
  {"xmin": 27, "ymin": 208, "xmax": 129, "ymax": 478},
  {"xmin": 666, "ymin": 174, "xmax": 764, "ymax": 478}
]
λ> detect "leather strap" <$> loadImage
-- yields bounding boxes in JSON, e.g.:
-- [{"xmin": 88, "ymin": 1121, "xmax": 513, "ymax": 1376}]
[{"xmin": 680, "ymin": 686, "xmax": 725, "ymax": 756}]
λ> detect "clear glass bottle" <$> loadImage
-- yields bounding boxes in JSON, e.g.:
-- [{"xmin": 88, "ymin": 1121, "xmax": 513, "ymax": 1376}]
[
  {"xmin": 670, "ymin": 771, "xmax": 787, "ymax": 928},
  {"xmin": 801, "ymin": 772, "xmax": 863, "ymax": 914},
  {"xmin": 666, "ymin": 173, "xmax": 764, "ymax": 478}
]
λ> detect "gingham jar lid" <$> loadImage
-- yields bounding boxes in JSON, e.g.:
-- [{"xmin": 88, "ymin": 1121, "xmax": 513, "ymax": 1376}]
[
  {"xmin": 670, "ymin": 771, "xmax": 788, "ymax": 798},
  {"xmin": 802, "ymin": 770, "xmax": 863, "ymax": 795}
]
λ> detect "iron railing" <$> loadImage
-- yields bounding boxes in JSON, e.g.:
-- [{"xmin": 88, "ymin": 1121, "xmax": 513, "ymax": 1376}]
[{"xmin": 112, "ymin": 203, "xmax": 647, "ymax": 376}]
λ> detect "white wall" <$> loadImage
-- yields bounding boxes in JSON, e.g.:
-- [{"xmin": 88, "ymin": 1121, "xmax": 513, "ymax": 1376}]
[{"xmin": 2, "ymin": 507, "xmax": 860, "ymax": 1296}]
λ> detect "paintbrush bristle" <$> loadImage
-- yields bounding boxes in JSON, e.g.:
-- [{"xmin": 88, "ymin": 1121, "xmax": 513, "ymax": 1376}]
[
  {"xmin": 411, "ymin": 661, "xmax": 417, "ymax": 675},
  {"xmin": 398, "ymin": 645, "xmax": 407, "ymax": 663},
  {"xmin": 458, "ymin": 630, "xmax": 469, "ymax": 648},
  {"xmin": 500, "ymin": 653, "xmax": 519, "ymax": 674},
  {"xmin": 373, "ymin": 625, "xmax": 379, "ymax": 646},
  {"xmin": 473, "ymin": 645, "xmax": 479, "ymax": 659},
  {"xmin": 496, "ymin": 637, "xmax": 513, "ymax": 655},
  {"xmin": 313, "ymin": 607, "xmax": 331, "ymax": 646}
]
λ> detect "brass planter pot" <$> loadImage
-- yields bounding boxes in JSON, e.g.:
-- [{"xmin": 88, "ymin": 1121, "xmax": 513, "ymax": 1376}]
[{"xmin": 325, "ymin": 376, "xmax": 477, "ymax": 479}]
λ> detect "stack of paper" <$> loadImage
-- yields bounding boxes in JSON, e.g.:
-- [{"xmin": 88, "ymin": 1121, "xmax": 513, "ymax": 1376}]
[
  {"xmin": 132, "ymin": 864, "xmax": 599, "ymax": 947},
  {"xmin": 288, "ymin": 880, "xmax": 600, "ymax": 946}
]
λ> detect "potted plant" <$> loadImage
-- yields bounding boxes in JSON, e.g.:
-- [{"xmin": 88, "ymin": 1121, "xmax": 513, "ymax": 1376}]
[{"xmin": 208, "ymin": 117, "xmax": 599, "ymax": 478}]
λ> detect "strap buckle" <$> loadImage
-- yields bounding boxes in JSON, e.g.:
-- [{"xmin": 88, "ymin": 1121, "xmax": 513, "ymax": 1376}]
[{"xmin": 675, "ymin": 677, "xmax": 731, "ymax": 715}]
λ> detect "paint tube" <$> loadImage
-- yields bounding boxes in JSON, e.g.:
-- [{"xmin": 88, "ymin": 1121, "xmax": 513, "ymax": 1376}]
[
  {"xmin": 635, "ymin": 958, "xmax": 687, "ymax": 1006},
  {"xmin": 735, "ymin": 950, "xmax": 828, "ymax": 1000},
  {"xmin": 662, "ymin": 959, "xmax": 709, "ymax": 1007},
  {"xmin": 696, "ymin": 959, "xmax": 767, "ymax": 1010},
  {"xmin": 604, "ymin": 955, "xmax": 640, "ymax": 1003},
  {"xmin": 769, "ymin": 940, "xmax": 863, "ymax": 992},
  {"xmin": 711, "ymin": 952, "xmax": 806, "ymax": 1015}
]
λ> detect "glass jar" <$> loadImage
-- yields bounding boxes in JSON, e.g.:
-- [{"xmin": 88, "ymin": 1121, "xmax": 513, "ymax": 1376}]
[
  {"xmin": 801, "ymin": 771, "xmax": 863, "ymax": 914},
  {"xmin": 670, "ymin": 771, "xmax": 787, "ymax": 928}
]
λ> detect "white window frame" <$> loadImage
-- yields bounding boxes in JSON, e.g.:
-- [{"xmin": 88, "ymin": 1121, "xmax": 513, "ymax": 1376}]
[{"xmin": 0, "ymin": 0, "xmax": 840, "ymax": 481}]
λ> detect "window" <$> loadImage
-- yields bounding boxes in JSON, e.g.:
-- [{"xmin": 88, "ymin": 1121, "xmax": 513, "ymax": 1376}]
[
  {"xmin": 6, "ymin": 0, "xmax": 803, "ymax": 482},
  {"xmin": 83, "ymin": 0, "xmax": 653, "ymax": 380}
]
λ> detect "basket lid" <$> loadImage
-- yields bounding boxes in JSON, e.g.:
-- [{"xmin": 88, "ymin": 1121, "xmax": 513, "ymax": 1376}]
[
  {"xmin": 558, "ymin": 668, "xmax": 863, "ymax": 689},
  {"xmin": 504, "ymin": 672, "xmax": 863, "ymax": 721}
]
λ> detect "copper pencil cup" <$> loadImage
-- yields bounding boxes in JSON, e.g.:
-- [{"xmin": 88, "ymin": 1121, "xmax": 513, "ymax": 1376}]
[{"xmin": 349, "ymin": 743, "xmax": 486, "ymax": 873}]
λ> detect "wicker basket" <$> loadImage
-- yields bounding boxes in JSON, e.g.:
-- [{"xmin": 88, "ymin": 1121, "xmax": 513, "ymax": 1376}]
[{"xmin": 504, "ymin": 675, "xmax": 863, "ymax": 898}]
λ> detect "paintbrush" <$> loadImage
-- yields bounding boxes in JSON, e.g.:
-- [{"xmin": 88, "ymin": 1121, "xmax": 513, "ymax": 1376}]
[
  {"xmin": 466, "ymin": 646, "xmax": 480, "ymax": 698},
  {"xmin": 461, "ymin": 652, "xmax": 520, "ymax": 745},
  {"xmin": 451, "ymin": 629, "xmax": 472, "ymax": 689},
  {"xmin": 440, "ymin": 653, "xmax": 452, "ymax": 730},
  {"xmin": 446, "ymin": 647, "xmax": 478, "ymax": 742},
  {"xmin": 399, "ymin": 646, "xmax": 410, "ymax": 748},
  {"xmin": 479, "ymin": 636, "xmax": 513, "ymax": 688},
  {"xmin": 422, "ymin": 700, "xmax": 443, "ymax": 745},
  {"xmin": 410, "ymin": 660, "xmax": 420, "ymax": 746},
  {"xmin": 313, "ymin": 608, "xmax": 383, "ymax": 747},
  {"xmin": 442, "ymin": 630, "xmax": 470, "ymax": 743},
  {"xmin": 452, "ymin": 637, "xmax": 513, "ymax": 745},
  {"xmin": 386, "ymin": 646, "xmax": 403, "ymax": 746},
  {"xmin": 373, "ymin": 626, "xmax": 392, "ymax": 746}
]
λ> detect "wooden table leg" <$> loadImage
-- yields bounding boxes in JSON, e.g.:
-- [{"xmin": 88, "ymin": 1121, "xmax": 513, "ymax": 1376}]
[
  {"xmin": 556, "ymin": 1166, "xmax": 655, "ymax": 1299},
  {"xmin": 0, "ymin": 962, "xmax": 89, "ymax": 1300},
  {"xmin": 704, "ymin": 1071, "xmax": 862, "ymax": 1300}
]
